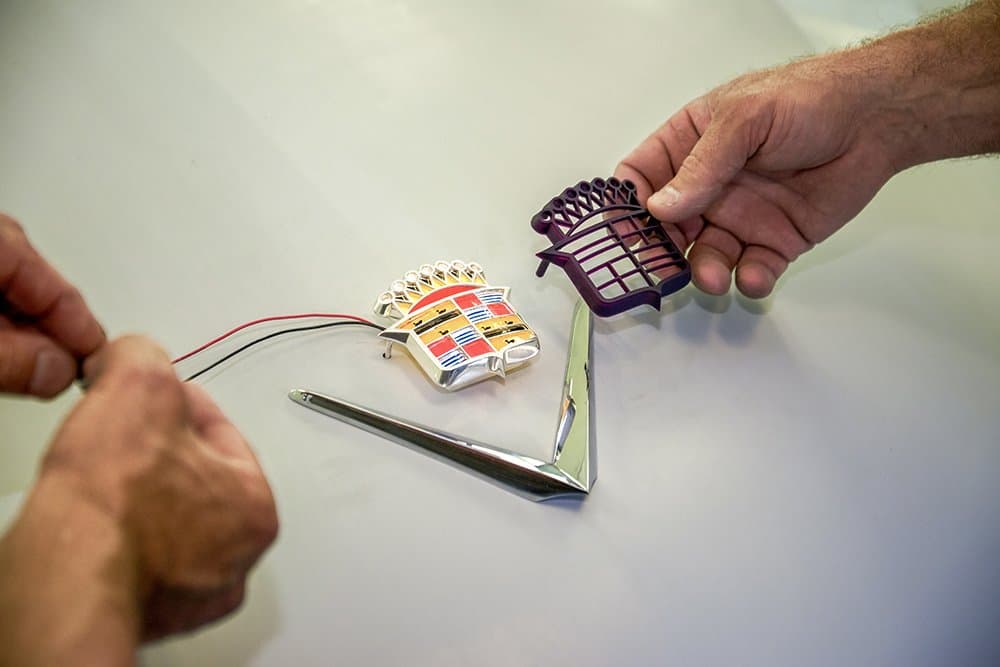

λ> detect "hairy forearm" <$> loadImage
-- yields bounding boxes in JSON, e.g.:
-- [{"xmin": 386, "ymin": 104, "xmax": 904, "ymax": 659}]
[
  {"xmin": 857, "ymin": 0, "xmax": 1000, "ymax": 169},
  {"xmin": 0, "ymin": 474, "xmax": 139, "ymax": 667}
]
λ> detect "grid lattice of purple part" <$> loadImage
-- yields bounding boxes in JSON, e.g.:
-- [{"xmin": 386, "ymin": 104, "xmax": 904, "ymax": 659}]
[{"xmin": 531, "ymin": 177, "xmax": 691, "ymax": 317}]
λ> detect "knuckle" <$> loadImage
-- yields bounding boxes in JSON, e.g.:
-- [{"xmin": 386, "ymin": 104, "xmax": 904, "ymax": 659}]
[
  {"xmin": 221, "ymin": 583, "xmax": 247, "ymax": 616},
  {"xmin": 127, "ymin": 361, "xmax": 174, "ymax": 388},
  {"xmin": 246, "ymin": 486, "xmax": 279, "ymax": 547},
  {"xmin": 62, "ymin": 284, "xmax": 84, "ymax": 304},
  {"xmin": 117, "ymin": 359, "xmax": 182, "ymax": 400},
  {"xmin": 253, "ymin": 502, "xmax": 280, "ymax": 548},
  {"xmin": 684, "ymin": 128, "xmax": 748, "ymax": 183},
  {"xmin": 731, "ymin": 89, "xmax": 764, "ymax": 111},
  {"xmin": 613, "ymin": 157, "xmax": 634, "ymax": 176},
  {"xmin": 116, "ymin": 333, "xmax": 161, "ymax": 351},
  {"xmin": 680, "ymin": 150, "xmax": 712, "ymax": 179},
  {"xmin": 229, "ymin": 470, "xmax": 280, "ymax": 551},
  {"xmin": 107, "ymin": 334, "xmax": 172, "ymax": 368},
  {"xmin": 726, "ymin": 100, "xmax": 757, "ymax": 126},
  {"xmin": 714, "ymin": 80, "xmax": 771, "ymax": 121},
  {"xmin": 0, "ymin": 216, "xmax": 29, "ymax": 255},
  {"xmin": 666, "ymin": 112, "xmax": 693, "ymax": 138},
  {"xmin": 51, "ymin": 284, "xmax": 87, "ymax": 316},
  {"xmin": 0, "ymin": 213, "xmax": 26, "ymax": 238}
]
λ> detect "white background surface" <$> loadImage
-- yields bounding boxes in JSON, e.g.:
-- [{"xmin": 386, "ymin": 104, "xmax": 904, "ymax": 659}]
[{"xmin": 1, "ymin": 1, "xmax": 997, "ymax": 665}]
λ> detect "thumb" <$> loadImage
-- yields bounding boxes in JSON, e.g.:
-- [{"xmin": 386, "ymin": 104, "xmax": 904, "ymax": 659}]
[
  {"xmin": 0, "ymin": 329, "xmax": 77, "ymax": 398},
  {"xmin": 647, "ymin": 118, "xmax": 750, "ymax": 222}
]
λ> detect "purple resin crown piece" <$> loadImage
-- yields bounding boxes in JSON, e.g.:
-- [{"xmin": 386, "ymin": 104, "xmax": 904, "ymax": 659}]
[{"xmin": 531, "ymin": 177, "xmax": 691, "ymax": 317}]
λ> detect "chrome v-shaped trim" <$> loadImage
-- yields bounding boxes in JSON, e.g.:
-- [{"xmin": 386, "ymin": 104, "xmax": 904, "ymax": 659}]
[{"xmin": 288, "ymin": 301, "xmax": 595, "ymax": 501}]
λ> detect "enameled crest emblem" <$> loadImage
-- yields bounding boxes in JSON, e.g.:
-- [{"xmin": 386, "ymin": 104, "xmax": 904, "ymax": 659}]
[{"xmin": 374, "ymin": 261, "xmax": 540, "ymax": 391}]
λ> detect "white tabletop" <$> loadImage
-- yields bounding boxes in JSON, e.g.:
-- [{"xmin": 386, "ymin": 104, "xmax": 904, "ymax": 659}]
[{"xmin": 2, "ymin": 2, "xmax": 998, "ymax": 665}]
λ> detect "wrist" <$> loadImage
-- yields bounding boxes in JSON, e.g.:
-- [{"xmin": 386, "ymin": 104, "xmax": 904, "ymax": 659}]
[
  {"xmin": 845, "ymin": 2, "xmax": 1000, "ymax": 172},
  {"xmin": 0, "ymin": 471, "xmax": 141, "ymax": 666}
]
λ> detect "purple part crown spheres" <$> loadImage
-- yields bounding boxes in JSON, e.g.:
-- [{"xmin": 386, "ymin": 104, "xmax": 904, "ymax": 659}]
[{"xmin": 531, "ymin": 177, "xmax": 691, "ymax": 317}]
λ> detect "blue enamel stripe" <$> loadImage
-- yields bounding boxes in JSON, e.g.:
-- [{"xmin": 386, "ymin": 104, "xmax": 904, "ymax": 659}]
[
  {"xmin": 452, "ymin": 326, "xmax": 479, "ymax": 346},
  {"xmin": 478, "ymin": 291, "xmax": 504, "ymax": 304},
  {"xmin": 465, "ymin": 306, "xmax": 491, "ymax": 323},
  {"xmin": 439, "ymin": 349, "xmax": 466, "ymax": 368}
]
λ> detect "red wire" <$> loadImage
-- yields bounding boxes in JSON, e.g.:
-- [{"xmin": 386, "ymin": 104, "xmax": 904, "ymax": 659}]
[{"xmin": 172, "ymin": 313, "xmax": 378, "ymax": 364}]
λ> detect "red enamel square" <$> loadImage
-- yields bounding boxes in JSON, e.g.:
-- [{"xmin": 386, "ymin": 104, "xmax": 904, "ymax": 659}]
[
  {"xmin": 462, "ymin": 338, "xmax": 493, "ymax": 358},
  {"xmin": 488, "ymin": 303, "xmax": 512, "ymax": 317},
  {"xmin": 454, "ymin": 293, "xmax": 482, "ymax": 309},
  {"xmin": 428, "ymin": 336, "xmax": 457, "ymax": 357}
]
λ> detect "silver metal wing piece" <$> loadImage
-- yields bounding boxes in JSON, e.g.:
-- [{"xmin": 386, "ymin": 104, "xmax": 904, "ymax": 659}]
[{"xmin": 288, "ymin": 301, "xmax": 595, "ymax": 501}]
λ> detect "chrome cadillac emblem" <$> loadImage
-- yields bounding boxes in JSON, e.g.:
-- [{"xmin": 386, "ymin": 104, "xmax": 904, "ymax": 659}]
[{"xmin": 374, "ymin": 260, "xmax": 540, "ymax": 391}]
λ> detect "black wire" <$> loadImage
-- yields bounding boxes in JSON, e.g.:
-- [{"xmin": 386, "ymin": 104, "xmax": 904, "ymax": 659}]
[{"xmin": 181, "ymin": 320, "xmax": 385, "ymax": 382}]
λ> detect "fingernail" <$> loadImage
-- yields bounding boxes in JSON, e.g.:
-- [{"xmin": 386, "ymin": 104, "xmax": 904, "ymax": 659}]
[
  {"xmin": 29, "ymin": 349, "xmax": 75, "ymax": 397},
  {"xmin": 650, "ymin": 185, "xmax": 680, "ymax": 208}
]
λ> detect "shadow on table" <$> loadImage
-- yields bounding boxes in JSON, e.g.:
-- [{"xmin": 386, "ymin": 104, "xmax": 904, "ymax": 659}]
[{"xmin": 593, "ymin": 286, "xmax": 771, "ymax": 347}]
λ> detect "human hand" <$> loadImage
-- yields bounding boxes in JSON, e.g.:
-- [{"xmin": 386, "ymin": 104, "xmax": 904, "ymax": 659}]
[
  {"xmin": 41, "ymin": 336, "xmax": 278, "ymax": 641},
  {"xmin": 0, "ymin": 212, "xmax": 106, "ymax": 396},
  {"xmin": 614, "ymin": 53, "xmax": 902, "ymax": 298}
]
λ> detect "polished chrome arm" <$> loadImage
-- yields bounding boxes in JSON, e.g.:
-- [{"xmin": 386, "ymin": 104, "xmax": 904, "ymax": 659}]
[{"xmin": 288, "ymin": 300, "xmax": 596, "ymax": 501}]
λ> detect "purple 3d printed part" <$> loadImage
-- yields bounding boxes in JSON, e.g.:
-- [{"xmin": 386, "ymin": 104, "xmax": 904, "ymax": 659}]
[{"xmin": 531, "ymin": 177, "xmax": 691, "ymax": 317}]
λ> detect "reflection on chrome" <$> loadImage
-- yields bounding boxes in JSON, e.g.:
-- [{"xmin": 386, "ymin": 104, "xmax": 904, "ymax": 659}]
[{"xmin": 289, "ymin": 301, "xmax": 596, "ymax": 501}]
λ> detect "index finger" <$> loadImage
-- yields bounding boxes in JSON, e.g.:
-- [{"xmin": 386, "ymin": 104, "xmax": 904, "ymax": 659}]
[
  {"xmin": 0, "ymin": 213, "xmax": 106, "ymax": 357},
  {"xmin": 614, "ymin": 104, "xmax": 705, "ymax": 203},
  {"xmin": 614, "ymin": 107, "xmax": 707, "ymax": 248}
]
